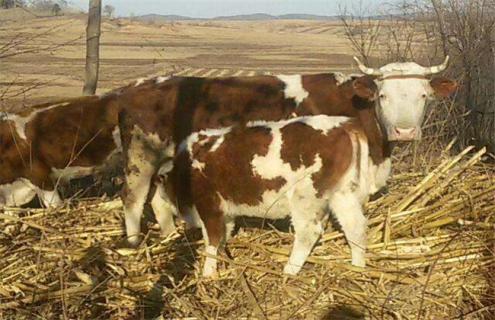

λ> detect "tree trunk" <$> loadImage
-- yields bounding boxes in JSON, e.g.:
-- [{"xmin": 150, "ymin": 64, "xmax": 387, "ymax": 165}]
[{"xmin": 83, "ymin": 0, "xmax": 102, "ymax": 96}]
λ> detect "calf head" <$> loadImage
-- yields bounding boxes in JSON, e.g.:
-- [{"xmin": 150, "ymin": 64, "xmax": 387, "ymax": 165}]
[{"xmin": 355, "ymin": 56, "xmax": 458, "ymax": 141}]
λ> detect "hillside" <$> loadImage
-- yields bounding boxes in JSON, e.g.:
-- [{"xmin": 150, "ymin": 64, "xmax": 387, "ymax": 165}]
[{"xmin": 136, "ymin": 13, "xmax": 341, "ymax": 22}]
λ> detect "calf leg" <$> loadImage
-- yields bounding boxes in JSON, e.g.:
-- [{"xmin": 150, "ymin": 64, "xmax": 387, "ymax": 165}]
[
  {"xmin": 122, "ymin": 135, "xmax": 158, "ymax": 246},
  {"xmin": 224, "ymin": 216, "xmax": 235, "ymax": 241},
  {"xmin": 284, "ymin": 213, "xmax": 324, "ymax": 275},
  {"xmin": 200, "ymin": 214, "xmax": 226, "ymax": 277},
  {"xmin": 328, "ymin": 193, "xmax": 367, "ymax": 267},
  {"xmin": 181, "ymin": 207, "xmax": 202, "ymax": 229},
  {"xmin": 151, "ymin": 183, "xmax": 177, "ymax": 237}
]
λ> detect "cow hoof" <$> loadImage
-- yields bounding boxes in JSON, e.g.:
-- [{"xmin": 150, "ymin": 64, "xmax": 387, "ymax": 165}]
[
  {"xmin": 127, "ymin": 235, "xmax": 142, "ymax": 248},
  {"xmin": 160, "ymin": 226, "xmax": 176, "ymax": 238},
  {"xmin": 351, "ymin": 257, "xmax": 366, "ymax": 268},
  {"xmin": 202, "ymin": 256, "xmax": 218, "ymax": 278},
  {"xmin": 283, "ymin": 263, "xmax": 301, "ymax": 275},
  {"xmin": 202, "ymin": 266, "xmax": 218, "ymax": 278}
]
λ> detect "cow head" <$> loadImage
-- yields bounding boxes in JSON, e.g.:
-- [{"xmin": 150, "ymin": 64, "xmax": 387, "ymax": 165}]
[{"xmin": 354, "ymin": 56, "xmax": 458, "ymax": 141}]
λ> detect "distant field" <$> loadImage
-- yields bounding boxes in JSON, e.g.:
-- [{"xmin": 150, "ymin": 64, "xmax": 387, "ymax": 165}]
[{"xmin": 0, "ymin": 10, "xmax": 365, "ymax": 108}]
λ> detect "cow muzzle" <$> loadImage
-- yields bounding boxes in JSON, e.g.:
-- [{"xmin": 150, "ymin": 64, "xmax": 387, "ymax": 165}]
[{"xmin": 388, "ymin": 127, "xmax": 420, "ymax": 141}]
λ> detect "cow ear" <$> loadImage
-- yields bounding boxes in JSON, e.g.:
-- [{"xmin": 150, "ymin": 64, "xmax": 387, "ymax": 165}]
[
  {"xmin": 430, "ymin": 77, "xmax": 458, "ymax": 98},
  {"xmin": 352, "ymin": 76, "xmax": 378, "ymax": 101}
]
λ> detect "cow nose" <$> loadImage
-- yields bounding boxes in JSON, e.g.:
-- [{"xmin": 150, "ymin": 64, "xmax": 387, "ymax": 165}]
[{"xmin": 394, "ymin": 127, "xmax": 417, "ymax": 140}]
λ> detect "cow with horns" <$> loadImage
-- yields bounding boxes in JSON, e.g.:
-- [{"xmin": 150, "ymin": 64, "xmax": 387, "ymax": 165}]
[
  {"xmin": 174, "ymin": 71, "xmax": 457, "ymax": 276},
  {"xmin": 117, "ymin": 57, "xmax": 456, "ymax": 247}
]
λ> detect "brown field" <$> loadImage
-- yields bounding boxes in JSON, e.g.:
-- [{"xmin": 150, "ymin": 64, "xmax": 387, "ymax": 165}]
[{"xmin": 0, "ymin": 10, "xmax": 362, "ymax": 108}]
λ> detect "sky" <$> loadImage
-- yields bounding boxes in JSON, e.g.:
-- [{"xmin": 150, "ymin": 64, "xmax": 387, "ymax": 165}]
[{"xmin": 68, "ymin": 0, "xmax": 395, "ymax": 18}]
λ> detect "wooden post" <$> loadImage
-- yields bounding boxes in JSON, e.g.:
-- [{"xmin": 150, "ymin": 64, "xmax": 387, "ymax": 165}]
[{"xmin": 83, "ymin": 0, "xmax": 102, "ymax": 95}]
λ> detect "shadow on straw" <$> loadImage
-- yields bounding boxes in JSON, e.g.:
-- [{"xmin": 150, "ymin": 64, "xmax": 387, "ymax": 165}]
[
  {"xmin": 77, "ymin": 245, "xmax": 111, "ymax": 318},
  {"xmin": 321, "ymin": 305, "xmax": 365, "ymax": 320},
  {"xmin": 141, "ymin": 228, "xmax": 202, "ymax": 319}
]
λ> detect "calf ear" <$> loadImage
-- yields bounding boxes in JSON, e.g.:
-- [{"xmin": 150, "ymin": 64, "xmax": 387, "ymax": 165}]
[
  {"xmin": 352, "ymin": 76, "xmax": 378, "ymax": 101},
  {"xmin": 430, "ymin": 77, "xmax": 458, "ymax": 98}
]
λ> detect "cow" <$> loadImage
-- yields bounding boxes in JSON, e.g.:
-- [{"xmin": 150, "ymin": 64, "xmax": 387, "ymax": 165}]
[
  {"xmin": 0, "ymin": 94, "xmax": 121, "ymax": 211},
  {"xmin": 118, "ymin": 57, "xmax": 456, "ymax": 246},
  {"xmin": 174, "ymin": 73, "xmax": 457, "ymax": 276}
]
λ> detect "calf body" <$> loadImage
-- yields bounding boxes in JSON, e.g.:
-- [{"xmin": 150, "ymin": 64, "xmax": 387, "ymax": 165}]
[
  {"xmin": 0, "ymin": 94, "xmax": 121, "ymax": 209},
  {"xmin": 178, "ymin": 115, "xmax": 383, "ymax": 275}
]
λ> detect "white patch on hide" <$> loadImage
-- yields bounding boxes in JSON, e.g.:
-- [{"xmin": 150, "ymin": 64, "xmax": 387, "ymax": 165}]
[
  {"xmin": 369, "ymin": 157, "xmax": 391, "ymax": 194},
  {"xmin": 51, "ymin": 166, "xmax": 95, "ymax": 181},
  {"xmin": 156, "ymin": 76, "xmax": 171, "ymax": 84},
  {"xmin": 4, "ymin": 102, "xmax": 70, "ymax": 140},
  {"xmin": 112, "ymin": 126, "xmax": 122, "ymax": 150},
  {"xmin": 134, "ymin": 78, "xmax": 147, "ymax": 87},
  {"xmin": 0, "ymin": 179, "xmax": 38, "ymax": 207},
  {"xmin": 333, "ymin": 72, "xmax": 352, "ymax": 86},
  {"xmin": 179, "ymin": 127, "xmax": 232, "ymax": 155},
  {"xmin": 277, "ymin": 74, "xmax": 309, "ymax": 106},
  {"xmin": 247, "ymin": 115, "xmax": 349, "ymax": 136},
  {"xmin": 0, "ymin": 178, "xmax": 62, "ymax": 209}
]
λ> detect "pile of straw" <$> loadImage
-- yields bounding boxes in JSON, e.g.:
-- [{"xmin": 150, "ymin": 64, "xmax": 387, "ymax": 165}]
[{"xmin": 0, "ymin": 147, "xmax": 494, "ymax": 319}]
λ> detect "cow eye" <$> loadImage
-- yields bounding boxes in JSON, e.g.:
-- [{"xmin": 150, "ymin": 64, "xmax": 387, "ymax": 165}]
[
  {"xmin": 379, "ymin": 94, "xmax": 385, "ymax": 99},
  {"xmin": 421, "ymin": 93, "xmax": 427, "ymax": 99}
]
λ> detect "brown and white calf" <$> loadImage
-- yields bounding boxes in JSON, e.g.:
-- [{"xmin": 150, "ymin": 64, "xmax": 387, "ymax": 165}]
[
  {"xmin": 0, "ymin": 94, "xmax": 121, "ymax": 210},
  {"xmin": 174, "ymin": 74, "xmax": 457, "ymax": 276},
  {"xmin": 118, "ymin": 57, "xmax": 456, "ymax": 245}
]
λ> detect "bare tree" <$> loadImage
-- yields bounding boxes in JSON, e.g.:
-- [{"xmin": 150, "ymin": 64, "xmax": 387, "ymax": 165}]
[
  {"xmin": 51, "ymin": 2, "xmax": 60, "ymax": 15},
  {"xmin": 83, "ymin": 0, "xmax": 102, "ymax": 96},
  {"xmin": 0, "ymin": 0, "xmax": 15, "ymax": 8},
  {"xmin": 0, "ymin": 23, "xmax": 82, "ymax": 106},
  {"xmin": 103, "ymin": 4, "xmax": 114, "ymax": 18},
  {"xmin": 339, "ymin": 2, "xmax": 382, "ymax": 65}
]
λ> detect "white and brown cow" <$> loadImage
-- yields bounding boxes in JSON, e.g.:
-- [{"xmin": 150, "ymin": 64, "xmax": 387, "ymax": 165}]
[
  {"xmin": 118, "ymin": 57, "xmax": 456, "ymax": 245},
  {"xmin": 0, "ymin": 94, "xmax": 121, "ymax": 210},
  {"xmin": 174, "ymin": 72, "xmax": 457, "ymax": 276}
]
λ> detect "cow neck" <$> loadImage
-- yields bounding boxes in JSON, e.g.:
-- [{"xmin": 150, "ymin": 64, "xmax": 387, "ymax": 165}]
[{"xmin": 354, "ymin": 98, "xmax": 391, "ymax": 165}]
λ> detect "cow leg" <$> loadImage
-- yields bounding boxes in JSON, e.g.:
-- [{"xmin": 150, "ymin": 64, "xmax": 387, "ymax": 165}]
[
  {"xmin": 200, "ymin": 214, "xmax": 226, "ymax": 277},
  {"xmin": 284, "ymin": 212, "xmax": 323, "ymax": 275},
  {"xmin": 122, "ymin": 135, "xmax": 158, "ymax": 246},
  {"xmin": 151, "ymin": 183, "xmax": 177, "ymax": 237},
  {"xmin": 181, "ymin": 207, "xmax": 202, "ymax": 229},
  {"xmin": 224, "ymin": 216, "xmax": 235, "ymax": 241},
  {"xmin": 123, "ymin": 167, "xmax": 154, "ymax": 246},
  {"xmin": 328, "ymin": 193, "xmax": 367, "ymax": 267}
]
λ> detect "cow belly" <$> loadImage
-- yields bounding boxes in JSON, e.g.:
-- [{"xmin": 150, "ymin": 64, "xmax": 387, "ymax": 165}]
[
  {"xmin": 218, "ymin": 190, "xmax": 291, "ymax": 220},
  {"xmin": 217, "ymin": 184, "xmax": 327, "ymax": 221}
]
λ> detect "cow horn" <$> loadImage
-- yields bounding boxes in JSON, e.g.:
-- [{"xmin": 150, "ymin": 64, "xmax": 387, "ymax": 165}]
[
  {"xmin": 353, "ymin": 56, "xmax": 383, "ymax": 76},
  {"xmin": 424, "ymin": 56, "xmax": 449, "ymax": 75}
]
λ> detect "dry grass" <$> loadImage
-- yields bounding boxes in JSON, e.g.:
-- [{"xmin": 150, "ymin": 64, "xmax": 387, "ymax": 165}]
[{"xmin": 0, "ymin": 147, "xmax": 493, "ymax": 319}]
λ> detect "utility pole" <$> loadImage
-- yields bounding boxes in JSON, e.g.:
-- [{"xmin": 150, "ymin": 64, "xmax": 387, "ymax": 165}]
[{"xmin": 82, "ymin": 0, "xmax": 102, "ymax": 95}]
